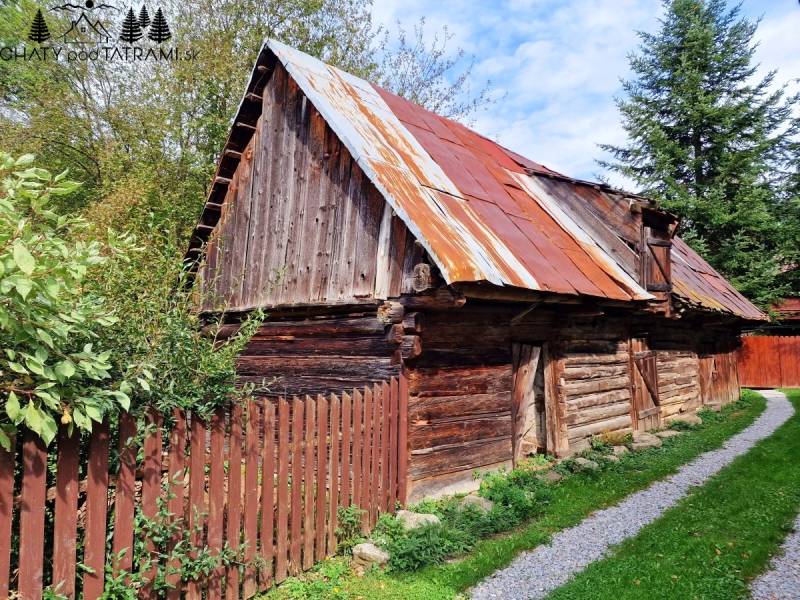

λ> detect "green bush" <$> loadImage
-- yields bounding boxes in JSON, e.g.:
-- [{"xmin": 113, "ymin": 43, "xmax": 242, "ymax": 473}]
[
  {"xmin": 335, "ymin": 505, "xmax": 365, "ymax": 555},
  {"xmin": 385, "ymin": 522, "xmax": 473, "ymax": 572}
]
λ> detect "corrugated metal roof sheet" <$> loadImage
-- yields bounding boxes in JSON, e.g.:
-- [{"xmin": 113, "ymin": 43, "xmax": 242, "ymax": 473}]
[{"xmin": 188, "ymin": 39, "xmax": 766, "ymax": 321}]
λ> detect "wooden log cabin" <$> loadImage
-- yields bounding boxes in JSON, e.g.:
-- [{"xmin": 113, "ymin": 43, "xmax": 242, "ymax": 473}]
[{"xmin": 186, "ymin": 40, "xmax": 767, "ymax": 502}]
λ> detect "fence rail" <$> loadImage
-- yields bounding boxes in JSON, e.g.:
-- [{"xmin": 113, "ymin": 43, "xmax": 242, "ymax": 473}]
[
  {"xmin": 0, "ymin": 375, "xmax": 408, "ymax": 599},
  {"xmin": 737, "ymin": 335, "xmax": 800, "ymax": 388}
]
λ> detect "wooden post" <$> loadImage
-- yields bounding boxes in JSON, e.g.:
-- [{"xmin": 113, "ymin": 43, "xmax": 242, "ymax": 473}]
[{"xmin": 53, "ymin": 426, "xmax": 80, "ymax": 598}]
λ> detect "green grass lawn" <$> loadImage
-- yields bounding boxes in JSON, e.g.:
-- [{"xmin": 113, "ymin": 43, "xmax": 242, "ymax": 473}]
[
  {"xmin": 546, "ymin": 389, "xmax": 800, "ymax": 600},
  {"xmin": 261, "ymin": 391, "xmax": 766, "ymax": 600}
]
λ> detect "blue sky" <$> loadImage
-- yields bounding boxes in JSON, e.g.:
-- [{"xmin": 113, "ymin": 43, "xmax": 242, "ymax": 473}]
[{"xmin": 371, "ymin": 0, "xmax": 800, "ymax": 185}]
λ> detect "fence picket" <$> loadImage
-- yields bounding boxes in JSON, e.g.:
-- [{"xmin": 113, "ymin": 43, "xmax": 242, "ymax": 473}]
[
  {"xmin": 166, "ymin": 409, "xmax": 187, "ymax": 600},
  {"xmin": 327, "ymin": 394, "xmax": 341, "ymax": 555},
  {"xmin": 275, "ymin": 398, "xmax": 290, "ymax": 583},
  {"xmin": 314, "ymin": 395, "xmax": 328, "ymax": 561},
  {"xmin": 289, "ymin": 397, "xmax": 304, "ymax": 575},
  {"xmin": 207, "ymin": 407, "xmax": 226, "ymax": 600},
  {"xmin": 243, "ymin": 400, "xmax": 261, "ymax": 597},
  {"xmin": 82, "ymin": 421, "xmax": 110, "ymax": 600},
  {"xmin": 302, "ymin": 396, "xmax": 316, "ymax": 570},
  {"xmin": 380, "ymin": 381, "xmax": 391, "ymax": 514},
  {"xmin": 398, "ymin": 373, "xmax": 409, "ymax": 505},
  {"xmin": 112, "ymin": 413, "xmax": 137, "ymax": 574},
  {"xmin": 187, "ymin": 412, "xmax": 207, "ymax": 600},
  {"xmin": 388, "ymin": 377, "xmax": 399, "ymax": 510},
  {"xmin": 259, "ymin": 402, "xmax": 276, "ymax": 589},
  {"xmin": 53, "ymin": 426, "xmax": 80, "ymax": 598},
  {"xmin": 142, "ymin": 410, "xmax": 163, "ymax": 598},
  {"xmin": 351, "ymin": 389, "xmax": 362, "ymax": 511},
  {"xmin": 360, "ymin": 386, "xmax": 373, "ymax": 532},
  {"xmin": 341, "ymin": 392, "xmax": 352, "ymax": 509},
  {"xmin": 18, "ymin": 431, "xmax": 47, "ymax": 600},
  {"xmin": 226, "ymin": 402, "xmax": 244, "ymax": 600},
  {"xmin": 0, "ymin": 433, "xmax": 14, "ymax": 599},
  {"xmin": 370, "ymin": 384, "xmax": 381, "ymax": 528}
]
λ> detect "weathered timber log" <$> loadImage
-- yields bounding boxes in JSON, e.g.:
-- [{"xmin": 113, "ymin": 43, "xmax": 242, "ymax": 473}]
[
  {"xmin": 567, "ymin": 415, "xmax": 631, "ymax": 441},
  {"xmin": 407, "ymin": 365, "xmax": 512, "ymax": 397},
  {"xmin": 561, "ymin": 375, "xmax": 630, "ymax": 397},
  {"xmin": 385, "ymin": 324, "xmax": 404, "ymax": 345},
  {"xmin": 223, "ymin": 149, "xmax": 243, "ymax": 160},
  {"xmin": 410, "ymin": 415, "xmax": 512, "ymax": 450},
  {"xmin": 399, "ymin": 287, "xmax": 466, "ymax": 310},
  {"xmin": 563, "ymin": 352, "xmax": 629, "ymax": 366},
  {"xmin": 411, "ymin": 263, "xmax": 434, "ymax": 292},
  {"xmin": 408, "ymin": 437, "xmax": 511, "ymax": 479},
  {"xmin": 565, "ymin": 388, "xmax": 631, "ymax": 410},
  {"xmin": 565, "ymin": 402, "xmax": 631, "ymax": 427},
  {"xmin": 400, "ymin": 335, "xmax": 422, "ymax": 360},
  {"xmin": 402, "ymin": 312, "xmax": 423, "ymax": 334},
  {"xmin": 409, "ymin": 393, "xmax": 510, "ymax": 423},
  {"xmin": 377, "ymin": 301, "xmax": 404, "ymax": 324},
  {"xmin": 562, "ymin": 364, "xmax": 628, "ymax": 380}
]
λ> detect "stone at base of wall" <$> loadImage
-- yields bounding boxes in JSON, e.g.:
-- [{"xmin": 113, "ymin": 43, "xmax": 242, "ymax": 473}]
[{"xmin": 408, "ymin": 460, "xmax": 512, "ymax": 503}]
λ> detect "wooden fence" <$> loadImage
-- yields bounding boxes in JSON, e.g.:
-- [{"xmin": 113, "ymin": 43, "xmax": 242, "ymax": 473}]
[
  {"xmin": 737, "ymin": 335, "xmax": 800, "ymax": 388},
  {"xmin": 0, "ymin": 376, "xmax": 408, "ymax": 599}
]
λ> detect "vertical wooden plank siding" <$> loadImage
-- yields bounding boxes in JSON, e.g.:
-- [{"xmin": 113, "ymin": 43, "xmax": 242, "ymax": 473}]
[
  {"xmin": 327, "ymin": 394, "xmax": 341, "ymax": 555},
  {"xmin": 82, "ymin": 421, "xmax": 110, "ymax": 600},
  {"xmin": 275, "ymin": 398, "xmax": 290, "ymax": 583},
  {"xmin": 187, "ymin": 413, "xmax": 207, "ymax": 600},
  {"xmin": 351, "ymin": 390, "xmax": 363, "ymax": 510},
  {"xmin": 52, "ymin": 427, "xmax": 80, "ymax": 598},
  {"xmin": 112, "ymin": 412, "xmax": 137, "ymax": 574},
  {"xmin": 243, "ymin": 401, "xmax": 261, "ymax": 597},
  {"xmin": 226, "ymin": 402, "xmax": 244, "ymax": 600},
  {"xmin": 289, "ymin": 397, "xmax": 304, "ymax": 575},
  {"xmin": 738, "ymin": 335, "xmax": 800, "ymax": 388},
  {"xmin": 369, "ymin": 384, "xmax": 382, "ymax": 528},
  {"xmin": 259, "ymin": 402, "xmax": 276, "ymax": 589},
  {"xmin": 302, "ymin": 396, "xmax": 316, "ymax": 570},
  {"xmin": 341, "ymin": 392, "xmax": 352, "ymax": 508},
  {"xmin": 207, "ymin": 408, "xmax": 227, "ymax": 600},
  {"xmin": 0, "ymin": 434, "xmax": 14, "ymax": 599},
  {"xmin": 314, "ymin": 395, "xmax": 328, "ymax": 561},
  {"xmin": 397, "ymin": 373, "xmax": 409, "ymax": 505},
  {"xmin": 165, "ymin": 409, "xmax": 187, "ymax": 600}
]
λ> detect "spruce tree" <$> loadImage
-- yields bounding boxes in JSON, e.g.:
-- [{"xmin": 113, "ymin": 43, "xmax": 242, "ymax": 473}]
[
  {"xmin": 138, "ymin": 5, "xmax": 150, "ymax": 29},
  {"xmin": 119, "ymin": 7, "xmax": 143, "ymax": 44},
  {"xmin": 148, "ymin": 8, "xmax": 171, "ymax": 44},
  {"xmin": 601, "ymin": 0, "xmax": 799, "ymax": 305},
  {"xmin": 28, "ymin": 8, "xmax": 50, "ymax": 43}
]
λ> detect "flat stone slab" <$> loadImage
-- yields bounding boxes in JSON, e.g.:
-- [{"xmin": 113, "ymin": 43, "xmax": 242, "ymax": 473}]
[
  {"xmin": 352, "ymin": 542, "xmax": 389, "ymax": 575},
  {"xmin": 460, "ymin": 494, "xmax": 494, "ymax": 512},
  {"xmin": 671, "ymin": 413, "xmax": 703, "ymax": 426},
  {"xmin": 397, "ymin": 509, "xmax": 440, "ymax": 529},
  {"xmin": 655, "ymin": 430, "xmax": 683, "ymax": 439},
  {"xmin": 631, "ymin": 432, "xmax": 662, "ymax": 451},
  {"xmin": 573, "ymin": 457, "xmax": 600, "ymax": 471},
  {"xmin": 539, "ymin": 470, "xmax": 564, "ymax": 483},
  {"xmin": 612, "ymin": 446, "xmax": 629, "ymax": 456}
]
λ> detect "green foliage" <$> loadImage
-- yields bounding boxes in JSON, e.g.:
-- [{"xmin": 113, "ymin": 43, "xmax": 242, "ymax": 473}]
[
  {"xmin": 478, "ymin": 466, "xmax": 552, "ymax": 525},
  {"xmin": 601, "ymin": 0, "xmax": 800, "ymax": 305},
  {"xmin": 335, "ymin": 505, "xmax": 366, "ymax": 555},
  {"xmin": 271, "ymin": 558, "xmax": 351, "ymax": 600},
  {"xmin": 590, "ymin": 436, "xmax": 613, "ymax": 454},
  {"xmin": 384, "ymin": 522, "xmax": 473, "ymax": 573},
  {"xmin": 0, "ymin": 154, "xmax": 134, "ymax": 447},
  {"xmin": 101, "ymin": 484, "xmax": 239, "ymax": 598}
]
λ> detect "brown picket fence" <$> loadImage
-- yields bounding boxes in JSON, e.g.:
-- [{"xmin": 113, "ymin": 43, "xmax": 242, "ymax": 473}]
[
  {"xmin": 0, "ymin": 375, "xmax": 408, "ymax": 599},
  {"xmin": 737, "ymin": 335, "xmax": 800, "ymax": 388}
]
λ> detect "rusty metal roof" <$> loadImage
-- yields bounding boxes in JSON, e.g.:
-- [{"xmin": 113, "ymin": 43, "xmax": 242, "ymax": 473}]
[{"xmin": 188, "ymin": 39, "xmax": 766, "ymax": 321}]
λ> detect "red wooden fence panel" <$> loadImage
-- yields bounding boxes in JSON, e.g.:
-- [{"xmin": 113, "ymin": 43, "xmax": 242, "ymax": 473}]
[
  {"xmin": 2, "ymin": 376, "xmax": 409, "ymax": 599},
  {"xmin": 738, "ymin": 335, "xmax": 800, "ymax": 388}
]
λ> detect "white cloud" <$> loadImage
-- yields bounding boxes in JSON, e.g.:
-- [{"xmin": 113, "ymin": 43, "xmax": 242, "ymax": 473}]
[{"xmin": 370, "ymin": 0, "xmax": 800, "ymax": 185}]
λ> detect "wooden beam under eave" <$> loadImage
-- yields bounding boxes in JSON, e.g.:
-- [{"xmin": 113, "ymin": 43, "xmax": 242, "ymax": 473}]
[{"xmin": 235, "ymin": 121, "xmax": 257, "ymax": 132}]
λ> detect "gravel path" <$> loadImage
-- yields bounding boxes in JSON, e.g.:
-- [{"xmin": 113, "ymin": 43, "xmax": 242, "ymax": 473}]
[
  {"xmin": 750, "ymin": 511, "xmax": 800, "ymax": 599},
  {"xmin": 470, "ymin": 390, "xmax": 794, "ymax": 600}
]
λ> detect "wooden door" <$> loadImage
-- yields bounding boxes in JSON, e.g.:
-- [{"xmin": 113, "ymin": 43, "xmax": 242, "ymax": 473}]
[
  {"xmin": 630, "ymin": 337, "xmax": 661, "ymax": 432},
  {"xmin": 511, "ymin": 344, "xmax": 545, "ymax": 464},
  {"xmin": 698, "ymin": 354, "xmax": 715, "ymax": 405}
]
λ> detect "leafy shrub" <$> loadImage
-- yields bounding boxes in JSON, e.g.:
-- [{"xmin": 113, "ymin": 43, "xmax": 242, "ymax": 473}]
[
  {"xmin": 335, "ymin": 505, "xmax": 365, "ymax": 555},
  {"xmin": 0, "ymin": 153, "xmax": 136, "ymax": 448},
  {"xmin": 669, "ymin": 419, "xmax": 699, "ymax": 432},
  {"xmin": 386, "ymin": 523, "xmax": 473, "ymax": 572},
  {"xmin": 597, "ymin": 431, "xmax": 632, "ymax": 447},
  {"xmin": 479, "ymin": 466, "xmax": 551, "ymax": 524}
]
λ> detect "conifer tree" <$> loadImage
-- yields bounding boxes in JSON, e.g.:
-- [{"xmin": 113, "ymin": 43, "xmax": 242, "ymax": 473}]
[
  {"xmin": 119, "ymin": 7, "xmax": 143, "ymax": 44},
  {"xmin": 601, "ymin": 0, "xmax": 799, "ymax": 305},
  {"xmin": 148, "ymin": 7, "xmax": 171, "ymax": 44},
  {"xmin": 28, "ymin": 8, "xmax": 50, "ymax": 43},
  {"xmin": 138, "ymin": 5, "xmax": 150, "ymax": 29}
]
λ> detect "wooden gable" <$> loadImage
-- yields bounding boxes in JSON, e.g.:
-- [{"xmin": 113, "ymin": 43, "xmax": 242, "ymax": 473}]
[{"xmin": 198, "ymin": 63, "xmax": 424, "ymax": 312}]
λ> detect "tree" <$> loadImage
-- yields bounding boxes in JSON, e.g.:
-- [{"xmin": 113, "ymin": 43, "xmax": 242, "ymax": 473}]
[
  {"xmin": 148, "ymin": 7, "xmax": 171, "ymax": 44},
  {"xmin": 27, "ymin": 8, "xmax": 50, "ymax": 43},
  {"xmin": 119, "ymin": 7, "xmax": 143, "ymax": 44},
  {"xmin": 600, "ymin": 0, "xmax": 799, "ymax": 305},
  {"xmin": 139, "ymin": 4, "xmax": 151, "ymax": 29}
]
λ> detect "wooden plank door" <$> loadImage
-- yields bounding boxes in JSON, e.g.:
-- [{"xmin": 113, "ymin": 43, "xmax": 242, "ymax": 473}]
[
  {"xmin": 630, "ymin": 337, "xmax": 661, "ymax": 432},
  {"xmin": 511, "ymin": 343, "xmax": 546, "ymax": 464}
]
